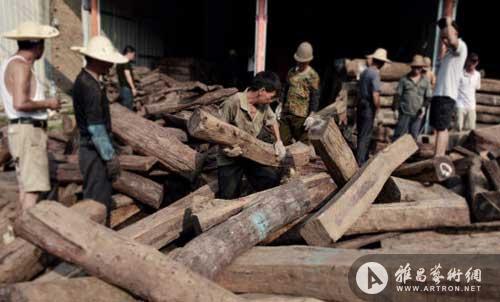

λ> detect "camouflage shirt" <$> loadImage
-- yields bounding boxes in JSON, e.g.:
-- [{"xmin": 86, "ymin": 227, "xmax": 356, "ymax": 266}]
[{"xmin": 284, "ymin": 66, "xmax": 320, "ymax": 117}]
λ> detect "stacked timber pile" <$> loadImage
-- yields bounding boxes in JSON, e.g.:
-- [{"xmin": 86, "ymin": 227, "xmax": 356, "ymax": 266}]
[
  {"xmin": 476, "ymin": 78, "xmax": 500, "ymax": 127},
  {"xmin": 1, "ymin": 65, "xmax": 500, "ymax": 301}
]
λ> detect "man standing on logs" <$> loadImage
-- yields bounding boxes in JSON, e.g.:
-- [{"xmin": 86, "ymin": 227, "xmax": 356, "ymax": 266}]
[
  {"xmin": 431, "ymin": 17, "xmax": 468, "ymax": 157},
  {"xmin": 356, "ymin": 48, "xmax": 391, "ymax": 164},
  {"xmin": 71, "ymin": 36, "xmax": 128, "ymax": 222},
  {"xmin": 0, "ymin": 21, "xmax": 61, "ymax": 212},
  {"xmin": 392, "ymin": 55, "xmax": 432, "ymax": 140},
  {"xmin": 279, "ymin": 42, "xmax": 320, "ymax": 145},
  {"xmin": 455, "ymin": 53, "xmax": 480, "ymax": 131},
  {"xmin": 217, "ymin": 71, "xmax": 286, "ymax": 199}
]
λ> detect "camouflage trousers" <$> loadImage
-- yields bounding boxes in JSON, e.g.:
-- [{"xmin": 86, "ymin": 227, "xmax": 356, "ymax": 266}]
[{"xmin": 279, "ymin": 115, "xmax": 307, "ymax": 145}]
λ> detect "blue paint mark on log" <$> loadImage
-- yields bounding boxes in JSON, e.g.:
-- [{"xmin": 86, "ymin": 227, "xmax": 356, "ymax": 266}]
[{"xmin": 251, "ymin": 212, "xmax": 270, "ymax": 240}]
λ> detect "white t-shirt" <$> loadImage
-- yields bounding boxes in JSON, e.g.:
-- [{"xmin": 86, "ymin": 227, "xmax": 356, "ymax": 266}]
[
  {"xmin": 434, "ymin": 39, "xmax": 468, "ymax": 100},
  {"xmin": 456, "ymin": 69, "xmax": 481, "ymax": 109}
]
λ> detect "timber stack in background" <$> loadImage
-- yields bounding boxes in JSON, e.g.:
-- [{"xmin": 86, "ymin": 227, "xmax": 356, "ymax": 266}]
[{"xmin": 0, "ymin": 64, "xmax": 500, "ymax": 302}]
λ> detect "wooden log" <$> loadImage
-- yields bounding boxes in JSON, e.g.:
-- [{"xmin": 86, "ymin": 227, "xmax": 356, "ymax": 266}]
[
  {"xmin": 472, "ymin": 191, "xmax": 500, "ymax": 222},
  {"xmin": 300, "ymin": 135, "xmax": 418, "ymax": 246},
  {"xmin": 112, "ymin": 171, "xmax": 164, "ymax": 209},
  {"xmin": 483, "ymin": 159, "xmax": 500, "ymax": 191},
  {"xmin": 344, "ymin": 194, "xmax": 470, "ymax": 236},
  {"xmin": 476, "ymin": 93, "xmax": 500, "ymax": 106},
  {"xmin": 478, "ymin": 78, "xmax": 500, "ymax": 94},
  {"xmin": 110, "ymin": 103, "xmax": 201, "ymax": 179},
  {"xmin": 172, "ymin": 180, "xmax": 310, "ymax": 279},
  {"xmin": 57, "ymin": 183, "xmax": 81, "ymax": 207},
  {"xmin": 15, "ymin": 201, "xmax": 245, "ymax": 302},
  {"xmin": 381, "ymin": 230, "xmax": 500, "ymax": 253},
  {"xmin": 163, "ymin": 111, "xmax": 192, "ymax": 129},
  {"xmin": 55, "ymin": 163, "xmax": 82, "ymax": 184},
  {"xmin": 110, "ymin": 203, "xmax": 141, "ymax": 228},
  {"xmin": 380, "ymin": 81, "xmax": 398, "ymax": 96},
  {"xmin": 393, "ymin": 156, "xmax": 455, "ymax": 182},
  {"xmin": 111, "ymin": 194, "xmax": 134, "ymax": 209},
  {"xmin": 144, "ymin": 93, "xmax": 181, "ymax": 115},
  {"xmin": 118, "ymin": 155, "xmax": 158, "ymax": 172},
  {"xmin": 346, "ymin": 59, "xmax": 411, "ymax": 81},
  {"xmin": 0, "ymin": 277, "xmax": 136, "ymax": 302},
  {"xmin": 476, "ymin": 104, "xmax": 500, "ymax": 115},
  {"xmin": 308, "ymin": 118, "xmax": 358, "ymax": 186},
  {"xmin": 464, "ymin": 124, "xmax": 500, "ymax": 153},
  {"xmin": 0, "ymin": 200, "xmax": 106, "ymax": 284},
  {"xmin": 188, "ymin": 109, "xmax": 310, "ymax": 167},
  {"xmin": 216, "ymin": 246, "xmax": 368, "ymax": 302},
  {"xmin": 330, "ymin": 232, "xmax": 400, "ymax": 249},
  {"xmin": 477, "ymin": 113, "xmax": 500, "ymax": 124},
  {"xmin": 468, "ymin": 157, "xmax": 491, "ymax": 221}
]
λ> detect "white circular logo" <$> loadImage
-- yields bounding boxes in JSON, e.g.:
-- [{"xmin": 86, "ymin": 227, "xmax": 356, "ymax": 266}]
[
  {"xmin": 355, "ymin": 262, "xmax": 389, "ymax": 295},
  {"xmin": 439, "ymin": 163, "xmax": 453, "ymax": 178}
]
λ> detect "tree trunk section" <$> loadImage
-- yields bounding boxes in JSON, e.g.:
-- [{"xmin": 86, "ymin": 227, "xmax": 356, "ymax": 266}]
[
  {"xmin": 393, "ymin": 156, "xmax": 455, "ymax": 182},
  {"xmin": 112, "ymin": 171, "xmax": 164, "ymax": 209}
]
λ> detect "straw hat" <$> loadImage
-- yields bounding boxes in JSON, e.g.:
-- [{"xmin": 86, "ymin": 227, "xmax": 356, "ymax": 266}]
[
  {"xmin": 71, "ymin": 36, "xmax": 128, "ymax": 64},
  {"xmin": 366, "ymin": 48, "xmax": 391, "ymax": 63},
  {"xmin": 423, "ymin": 57, "xmax": 432, "ymax": 68},
  {"xmin": 294, "ymin": 42, "xmax": 314, "ymax": 63},
  {"xmin": 2, "ymin": 21, "xmax": 59, "ymax": 40},
  {"xmin": 410, "ymin": 55, "xmax": 426, "ymax": 67}
]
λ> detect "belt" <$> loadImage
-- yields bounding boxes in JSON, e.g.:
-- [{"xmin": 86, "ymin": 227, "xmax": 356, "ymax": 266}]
[{"xmin": 9, "ymin": 118, "xmax": 47, "ymax": 129}]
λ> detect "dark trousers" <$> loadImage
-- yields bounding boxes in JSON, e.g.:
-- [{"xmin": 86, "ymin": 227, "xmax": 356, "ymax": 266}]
[
  {"xmin": 393, "ymin": 112, "xmax": 422, "ymax": 141},
  {"xmin": 79, "ymin": 144, "xmax": 112, "ymax": 223},
  {"xmin": 279, "ymin": 115, "xmax": 307, "ymax": 145},
  {"xmin": 356, "ymin": 103, "xmax": 375, "ymax": 165},
  {"xmin": 119, "ymin": 86, "xmax": 134, "ymax": 110},
  {"xmin": 217, "ymin": 158, "xmax": 281, "ymax": 199}
]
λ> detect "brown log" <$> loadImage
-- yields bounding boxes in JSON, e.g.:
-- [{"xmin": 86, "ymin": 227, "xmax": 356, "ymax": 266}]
[
  {"xmin": 346, "ymin": 59, "xmax": 411, "ymax": 81},
  {"xmin": 111, "ymin": 194, "xmax": 134, "ymax": 209},
  {"xmin": 308, "ymin": 118, "xmax": 358, "ymax": 186},
  {"xmin": 464, "ymin": 124, "xmax": 500, "ymax": 152},
  {"xmin": 478, "ymin": 78, "xmax": 500, "ymax": 94},
  {"xmin": 118, "ymin": 155, "xmax": 158, "ymax": 172},
  {"xmin": 380, "ymin": 81, "xmax": 398, "ymax": 96},
  {"xmin": 472, "ymin": 191, "xmax": 500, "ymax": 222},
  {"xmin": 300, "ymin": 135, "xmax": 418, "ymax": 246},
  {"xmin": 55, "ymin": 163, "xmax": 82, "ymax": 184},
  {"xmin": 57, "ymin": 183, "xmax": 81, "ymax": 207},
  {"xmin": 393, "ymin": 156, "xmax": 455, "ymax": 182},
  {"xmin": 110, "ymin": 203, "xmax": 141, "ymax": 228},
  {"xmin": 0, "ymin": 200, "xmax": 106, "ymax": 283},
  {"xmin": 144, "ymin": 92, "xmax": 181, "ymax": 115},
  {"xmin": 0, "ymin": 277, "xmax": 136, "ymax": 302},
  {"xmin": 476, "ymin": 93, "xmax": 500, "ymax": 106},
  {"xmin": 188, "ymin": 109, "xmax": 310, "ymax": 167},
  {"xmin": 468, "ymin": 157, "xmax": 491, "ymax": 220},
  {"xmin": 331, "ymin": 232, "xmax": 400, "ymax": 249},
  {"xmin": 15, "ymin": 201, "xmax": 244, "ymax": 302},
  {"xmin": 110, "ymin": 103, "xmax": 201, "ymax": 179},
  {"xmin": 483, "ymin": 160, "xmax": 500, "ymax": 191},
  {"xmin": 163, "ymin": 111, "xmax": 192, "ymax": 129},
  {"xmin": 112, "ymin": 171, "xmax": 163, "ymax": 209},
  {"xmin": 477, "ymin": 112, "xmax": 500, "ymax": 124},
  {"xmin": 476, "ymin": 104, "xmax": 500, "ymax": 115}
]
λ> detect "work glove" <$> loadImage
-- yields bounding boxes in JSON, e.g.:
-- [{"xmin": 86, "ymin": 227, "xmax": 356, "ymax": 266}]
[
  {"xmin": 106, "ymin": 156, "xmax": 122, "ymax": 182},
  {"xmin": 275, "ymin": 103, "xmax": 282, "ymax": 121},
  {"xmin": 223, "ymin": 145, "xmax": 243, "ymax": 158},
  {"xmin": 303, "ymin": 114, "xmax": 317, "ymax": 131},
  {"xmin": 274, "ymin": 140, "xmax": 286, "ymax": 161}
]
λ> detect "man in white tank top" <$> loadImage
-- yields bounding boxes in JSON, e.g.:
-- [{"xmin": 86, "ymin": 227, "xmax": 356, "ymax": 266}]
[{"xmin": 1, "ymin": 21, "xmax": 60, "ymax": 212}]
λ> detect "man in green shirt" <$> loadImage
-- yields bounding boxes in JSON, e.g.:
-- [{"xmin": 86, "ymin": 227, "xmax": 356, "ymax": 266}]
[
  {"xmin": 393, "ymin": 55, "xmax": 432, "ymax": 140},
  {"xmin": 116, "ymin": 45, "xmax": 137, "ymax": 110},
  {"xmin": 217, "ymin": 71, "xmax": 286, "ymax": 199}
]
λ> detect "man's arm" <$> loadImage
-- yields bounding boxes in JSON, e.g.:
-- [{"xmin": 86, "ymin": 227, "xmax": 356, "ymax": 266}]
[
  {"xmin": 11, "ymin": 61, "xmax": 60, "ymax": 112},
  {"xmin": 443, "ymin": 17, "xmax": 459, "ymax": 50},
  {"xmin": 124, "ymin": 69, "xmax": 137, "ymax": 95},
  {"xmin": 372, "ymin": 91, "xmax": 381, "ymax": 110},
  {"xmin": 272, "ymin": 121, "xmax": 282, "ymax": 143}
]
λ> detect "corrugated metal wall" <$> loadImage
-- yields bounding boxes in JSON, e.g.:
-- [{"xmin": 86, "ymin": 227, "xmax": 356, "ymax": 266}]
[
  {"xmin": 100, "ymin": 1, "xmax": 163, "ymax": 68},
  {"xmin": 0, "ymin": 0, "xmax": 51, "ymax": 87}
]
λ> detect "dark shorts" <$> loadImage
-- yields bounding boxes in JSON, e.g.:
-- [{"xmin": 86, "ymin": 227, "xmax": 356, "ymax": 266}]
[{"xmin": 430, "ymin": 96, "xmax": 455, "ymax": 131}]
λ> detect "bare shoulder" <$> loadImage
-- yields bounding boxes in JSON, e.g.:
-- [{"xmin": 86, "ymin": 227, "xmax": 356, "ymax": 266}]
[{"xmin": 5, "ymin": 58, "xmax": 31, "ymax": 78}]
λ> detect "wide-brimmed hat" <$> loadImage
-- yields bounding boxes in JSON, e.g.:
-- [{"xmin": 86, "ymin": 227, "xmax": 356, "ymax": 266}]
[
  {"xmin": 71, "ymin": 36, "xmax": 128, "ymax": 64},
  {"xmin": 423, "ymin": 57, "xmax": 432, "ymax": 68},
  {"xmin": 366, "ymin": 48, "xmax": 391, "ymax": 63},
  {"xmin": 294, "ymin": 42, "xmax": 314, "ymax": 63},
  {"xmin": 410, "ymin": 55, "xmax": 426, "ymax": 67},
  {"xmin": 2, "ymin": 21, "xmax": 59, "ymax": 40}
]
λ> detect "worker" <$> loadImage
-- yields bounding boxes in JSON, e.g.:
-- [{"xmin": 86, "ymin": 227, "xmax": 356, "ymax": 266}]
[
  {"xmin": 393, "ymin": 55, "xmax": 432, "ymax": 140},
  {"xmin": 455, "ymin": 53, "xmax": 480, "ymax": 131},
  {"xmin": 279, "ymin": 41, "xmax": 320, "ymax": 145},
  {"xmin": 0, "ymin": 21, "xmax": 61, "ymax": 212},
  {"xmin": 431, "ymin": 17, "xmax": 468, "ymax": 157},
  {"xmin": 356, "ymin": 48, "xmax": 391, "ymax": 165},
  {"xmin": 71, "ymin": 36, "xmax": 128, "ymax": 223},
  {"xmin": 116, "ymin": 45, "xmax": 137, "ymax": 110},
  {"xmin": 217, "ymin": 71, "xmax": 286, "ymax": 199}
]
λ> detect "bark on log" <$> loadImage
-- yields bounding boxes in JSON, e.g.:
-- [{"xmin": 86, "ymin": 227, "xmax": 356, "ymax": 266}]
[
  {"xmin": 172, "ymin": 180, "xmax": 310, "ymax": 279},
  {"xmin": 477, "ymin": 113, "xmax": 500, "ymax": 124},
  {"xmin": 346, "ymin": 59, "xmax": 411, "ymax": 81},
  {"xmin": 393, "ymin": 156, "xmax": 455, "ymax": 182},
  {"xmin": 14, "ymin": 201, "xmax": 245, "ymax": 302},
  {"xmin": 476, "ymin": 93, "xmax": 500, "ymax": 106},
  {"xmin": 483, "ymin": 160, "xmax": 500, "ymax": 191},
  {"xmin": 478, "ymin": 78, "xmax": 500, "ymax": 94},
  {"xmin": 468, "ymin": 157, "xmax": 492, "ymax": 221},
  {"xmin": 112, "ymin": 171, "xmax": 163, "ymax": 209},
  {"xmin": 188, "ymin": 109, "xmax": 310, "ymax": 167},
  {"xmin": 472, "ymin": 191, "xmax": 500, "ymax": 222},
  {"xmin": 111, "ymin": 194, "xmax": 134, "ymax": 209},
  {"xmin": 300, "ymin": 135, "xmax": 418, "ymax": 246},
  {"xmin": 0, "ymin": 200, "xmax": 106, "ymax": 283},
  {"xmin": 380, "ymin": 81, "xmax": 398, "ymax": 96},
  {"xmin": 118, "ymin": 155, "xmax": 158, "ymax": 172},
  {"xmin": 464, "ymin": 124, "xmax": 500, "ymax": 152},
  {"xmin": 110, "ymin": 103, "xmax": 201, "ymax": 179},
  {"xmin": 0, "ymin": 277, "xmax": 136, "ymax": 302},
  {"xmin": 308, "ymin": 118, "xmax": 358, "ymax": 186},
  {"xmin": 55, "ymin": 163, "xmax": 82, "ymax": 184},
  {"xmin": 476, "ymin": 104, "xmax": 500, "ymax": 115},
  {"xmin": 110, "ymin": 203, "xmax": 141, "ymax": 228},
  {"xmin": 330, "ymin": 232, "xmax": 400, "ymax": 249}
]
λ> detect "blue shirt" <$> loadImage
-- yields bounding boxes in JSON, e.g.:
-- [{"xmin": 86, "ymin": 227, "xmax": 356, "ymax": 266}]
[{"xmin": 358, "ymin": 66, "xmax": 381, "ymax": 106}]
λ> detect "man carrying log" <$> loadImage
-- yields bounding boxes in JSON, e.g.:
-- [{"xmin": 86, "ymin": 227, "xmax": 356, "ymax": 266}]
[
  {"xmin": 278, "ymin": 42, "xmax": 320, "ymax": 145},
  {"xmin": 71, "ymin": 36, "xmax": 128, "ymax": 222},
  {"xmin": 455, "ymin": 53, "xmax": 480, "ymax": 131},
  {"xmin": 0, "ymin": 21, "xmax": 61, "ymax": 212},
  {"xmin": 392, "ymin": 55, "xmax": 432, "ymax": 140},
  {"xmin": 431, "ymin": 17, "xmax": 468, "ymax": 157},
  {"xmin": 356, "ymin": 48, "xmax": 391, "ymax": 164},
  {"xmin": 217, "ymin": 71, "xmax": 286, "ymax": 199}
]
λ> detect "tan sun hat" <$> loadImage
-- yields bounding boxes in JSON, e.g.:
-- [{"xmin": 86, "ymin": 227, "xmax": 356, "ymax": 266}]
[
  {"xmin": 2, "ymin": 21, "xmax": 59, "ymax": 40},
  {"xmin": 423, "ymin": 57, "xmax": 432, "ymax": 68},
  {"xmin": 366, "ymin": 48, "xmax": 391, "ymax": 63},
  {"xmin": 294, "ymin": 42, "xmax": 314, "ymax": 63},
  {"xmin": 410, "ymin": 55, "xmax": 426, "ymax": 67},
  {"xmin": 71, "ymin": 36, "xmax": 128, "ymax": 64}
]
